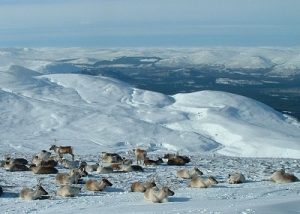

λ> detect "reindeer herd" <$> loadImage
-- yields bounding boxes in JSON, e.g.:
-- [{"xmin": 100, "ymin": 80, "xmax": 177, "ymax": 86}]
[{"xmin": 0, "ymin": 145, "xmax": 299, "ymax": 203}]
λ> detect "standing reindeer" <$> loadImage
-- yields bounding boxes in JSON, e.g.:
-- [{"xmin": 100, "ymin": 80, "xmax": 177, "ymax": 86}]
[
  {"xmin": 133, "ymin": 148, "xmax": 147, "ymax": 165},
  {"xmin": 50, "ymin": 145, "xmax": 74, "ymax": 161}
]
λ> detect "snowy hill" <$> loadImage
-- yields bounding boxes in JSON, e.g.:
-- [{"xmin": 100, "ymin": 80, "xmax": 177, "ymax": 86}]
[{"xmin": 0, "ymin": 62, "xmax": 300, "ymax": 158}]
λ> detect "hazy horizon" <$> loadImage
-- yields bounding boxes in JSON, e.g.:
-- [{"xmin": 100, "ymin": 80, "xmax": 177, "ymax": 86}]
[{"xmin": 0, "ymin": 0, "xmax": 299, "ymax": 47}]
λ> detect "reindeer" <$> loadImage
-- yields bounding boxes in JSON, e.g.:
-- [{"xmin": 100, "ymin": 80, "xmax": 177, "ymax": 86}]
[
  {"xmin": 56, "ymin": 169, "xmax": 81, "ymax": 185},
  {"xmin": 35, "ymin": 150, "xmax": 51, "ymax": 161},
  {"xmin": 133, "ymin": 148, "xmax": 147, "ymax": 165},
  {"xmin": 189, "ymin": 176, "xmax": 218, "ymax": 188},
  {"xmin": 60, "ymin": 158, "xmax": 80, "ymax": 169},
  {"xmin": 29, "ymin": 164, "xmax": 58, "ymax": 174},
  {"xmin": 80, "ymin": 161, "xmax": 98, "ymax": 173},
  {"xmin": 109, "ymin": 159, "xmax": 132, "ymax": 171},
  {"xmin": 4, "ymin": 155, "xmax": 28, "ymax": 165},
  {"xmin": 144, "ymin": 158, "xmax": 163, "ymax": 166},
  {"xmin": 270, "ymin": 169, "xmax": 299, "ymax": 184},
  {"xmin": 57, "ymin": 185, "xmax": 81, "ymax": 197},
  {"xmin": 101, "ymin": 152, "xmax": 123, "ymax": 163},
  {"xmin": 131, "ymin": 180, "xmax": 156, "ymax": 192},
  {"xmin": 120, "ymin": 164, "xmax": 144, "ymax": 172},
  {"xmin": 50, "ymin": 145, "xmax": 74, "ymax": 161},
  {"xmin": 4, "ymin": 160, "xmax": 29, "ymax": 172},
  {"xmin": 96, "ymin": 165, "xmax": 114, "ymax": 174},
  {"xmin": 20, "ymin": 183, "xmax": 48, "ymax": 200},
  {"xmin": 228, "ymin": 172, "xmax": 246, "ymax": 184},
  {"xmin": 85, "ymin": 178, "xmax": 113, "ymax": 191},
  {"xmin": 0, "ymin": 186, "xmax": 3, "ymax": 196},
  {"xmin": 177, "ymin": 167, "xmax": 203, "ymax": 179},
  {"xmin": 164, "ymin": 153, "xmax": 190, "ymax": 164},
  {"xmin": 144, "ymin": 186, "xmax": 174, "ymax": 203},
  {"xmin": 36, "ymin": 159, "xmax": 58, "ymax": 168}
]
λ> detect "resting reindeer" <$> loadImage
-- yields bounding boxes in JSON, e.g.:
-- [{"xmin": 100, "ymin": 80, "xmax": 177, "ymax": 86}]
[
  {"xmin": 131, "ymin": 180, "xmax": 156, "ymax": 192},
  {"xmin": 144, "ymin": 186, "xmax": 174, "ymax": 203},
  {"xmin": 228, "ymin": 172, "xmax": 246, "ymax": 184},
  {"xmin": 4, "ymin": 156, "xmax": 28, "ymax": 165},
  {"xmin": 20, "ymin": 183, "xmax": 48, "ymax": 200},
  {"xmin": 120, "ymin": 164, "xmax": 144, "ymax": 172},
  {"xmin": 133, "ymin": 148, "xmax": 147, "ymax": 165},
  {"xmin": 50, "ymin": 145, "xmax": 74, "ymax": 161},
  {"xmin": 32, "ymin": 155, "xmax": 58, "ymax": 167},
  {"xmin": 101, "ymin": 152, "xmax": 123, "ymax": 163},
  {"xmin": 80, "ymin": 161, "xmax": 98, "ymax": 173},
  {"xmin": 164, "ymin": 153, "xmax": 190, "ymax": 164},
  {"xmin": 189, "ymin": 176, "xmax": 218, "ymax": 188},
  {"xmin": 29, "ymin": 164, "xmax": 58, "ymax": 174},
  {"xmin": 177, "ymin": 167, "xmax": 203, "ymax": 179},
  {"xmin": 56, "ymin": 169, "xmax": 81, "ymax": 185},
  {"xmin": 85, "ymin": 178, "xmax": 113, "ymax": 191},
  {"xmin": 144, "ymin": 158, "xmax": 163, "ymax": 166},
  {"xmin": 97, "ymin": 165, "xmax": 114, "ymax": 174},
  {"xmin": 4, "ymin": 160, "xmax": 29, "ymax": 172},
  {"xmin": 35, "ymin": 150, "xmax": 51, "ymax": 161},
  {"xmin": 57, "ymin": 185, "xmax": 81, "ymax": 197},
  {"xmin": 270, "ymin": 169, "xmax": 299, "ymax": 184},
  {"xmin": 61, "ymin": 159, "xmax": 80, "ymax": 169}
]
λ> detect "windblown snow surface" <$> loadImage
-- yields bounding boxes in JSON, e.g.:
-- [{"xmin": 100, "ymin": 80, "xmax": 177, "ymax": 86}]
[{"xmin": 1, "ymin": 48, "xmax": 300, "ymax": 213}]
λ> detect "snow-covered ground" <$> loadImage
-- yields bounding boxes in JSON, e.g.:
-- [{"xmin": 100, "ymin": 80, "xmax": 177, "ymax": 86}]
[{"xmin": 1, "ymin": 48, "xmax": 300, "ymax": 213}]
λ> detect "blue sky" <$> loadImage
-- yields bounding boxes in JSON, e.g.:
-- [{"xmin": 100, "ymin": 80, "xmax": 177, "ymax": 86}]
[{"xmin": 0, "ymin": 0, "xmax": 299, "ymax": 47}]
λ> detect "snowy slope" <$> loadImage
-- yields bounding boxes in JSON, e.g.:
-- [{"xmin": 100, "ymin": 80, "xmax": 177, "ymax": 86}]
[{"xmin": 0, "ymin": 63, "xmax": 300, "ymax": 158}]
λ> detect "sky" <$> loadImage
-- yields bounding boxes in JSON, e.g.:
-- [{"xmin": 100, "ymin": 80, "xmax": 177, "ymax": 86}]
[{"xmin": 0, "ymin": 0, "xmax": 299, "ymax": 47}]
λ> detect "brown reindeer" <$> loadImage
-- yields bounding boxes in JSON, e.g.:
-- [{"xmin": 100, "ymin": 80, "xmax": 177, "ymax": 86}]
[
  {"xmin": 56, "ymin": 169, "xmax": 81, "ymax": 185},
  {"xmin": 57, "ymin": 185, "xmax": 81, "ymax": 197},
  {"xmin": 177, "ymin": 167, "xmax": 203, "ymax": 179},
  {"xmin": 270, "ymin": 169, "xmax": 299, "ymax": 184},
  {"xmin": 29, "ymin": 164, "xmax": 58, "ymax": 174},
  {"xmin": 4, "ymin": 156, "xmax": 28, "ymax": 165},
  {"xmin": 133, "ymin": 148, "xmax": 147, "ymax": 165},
  {"xmin": 32, "ymin": 155, "xmax": 58, "ymax": 167},
  {"xmin": 4, "ymin": 160, "xmax": 29, "ymax": 172},
  {"xmin": 189, "ymin": 176, "xmax": 218, "ymax": 188},
  {"xmin": 20, "ymin": 183, "xmax": 48, "ymax": 200},
  {"xmin": 101, "ymin": 152, "xmax": 123, "ymax": 163},
  {"xmin": 120, "ymin": 164, "xmax": 144, "ymax": 172},
  {"xmin": 131, "ymin": 180, "xmax": 156, "ymax": 192},
  {"xmin": 50, "ymin": 145, "xmax": 74, "ymax": 161},
  {"xmin": 85, "ymin": 178, "xmax": 113, "ymax": 191},
  {"xmin": 144, "ymin": 186, "xmax": 174, "ymax": 203},
  {"xmin": 144, "ymin": 158, "xmax": 163, "ymax": 166}
]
